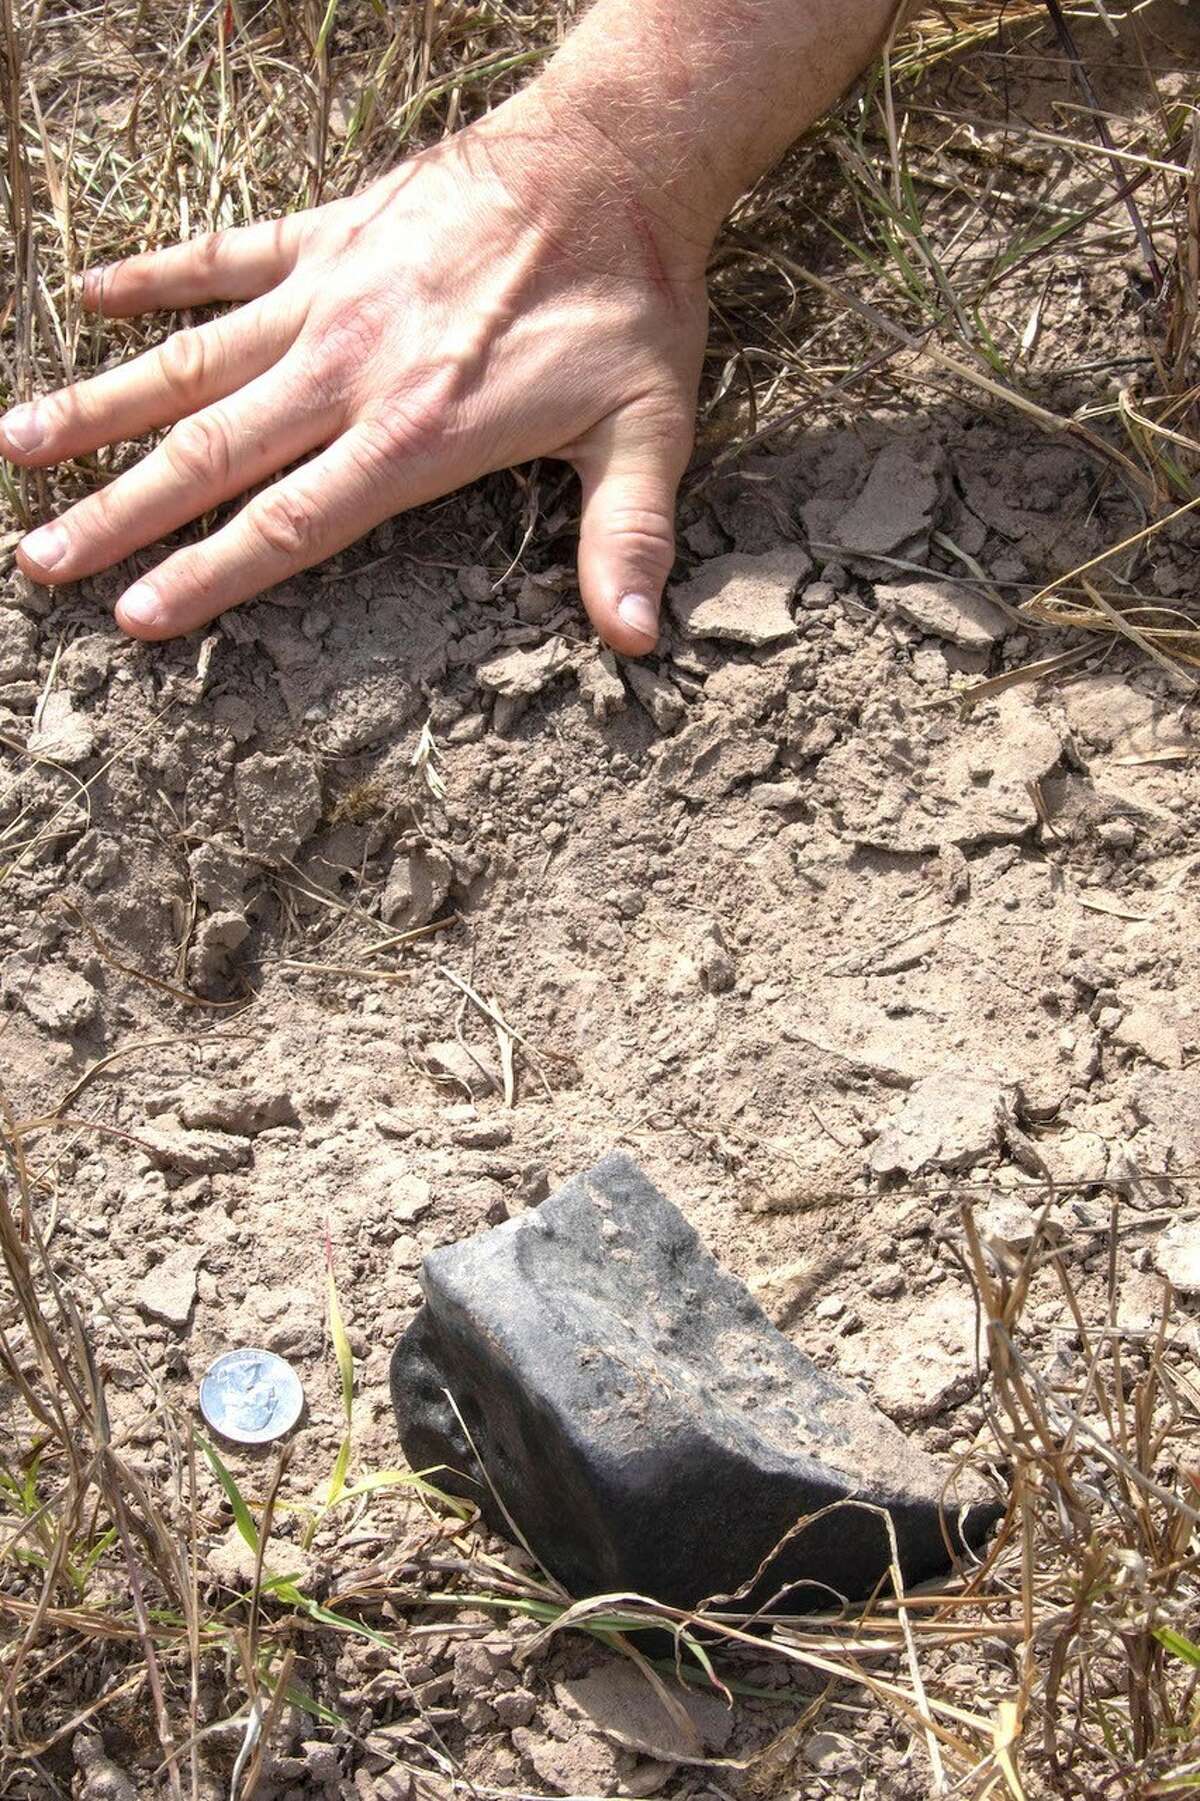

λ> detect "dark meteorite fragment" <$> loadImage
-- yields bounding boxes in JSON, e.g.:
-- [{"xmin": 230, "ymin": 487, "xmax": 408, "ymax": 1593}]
[{"xmin": 390, "ymin": 1151, "xmax": 999, "ymax": 1608}]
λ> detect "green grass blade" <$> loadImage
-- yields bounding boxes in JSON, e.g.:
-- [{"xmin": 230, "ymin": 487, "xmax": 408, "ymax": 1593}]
[
  {"xmin": 325, "ymin": 1233, "xmax": 354, "ymax": 1426},
  {"xmin": 313, "ymin": 0, "xmax": 338, "ymax": 57},
  {"xmin": 301, "ymin": 1597, "xmax": 400, "ymax": 1653},
  {"xmin": 325, "ymin": 1434, "xmax": 351, "ymax": 1509},
  {"xmin": 328, "ymin": 1467, "xmax": 476, "ymax": 1514},
  {"xmin": 280, "ymin": 1680, "xmax": 345, "ymax": 1728},
  {"xmin": 200, "ymin": 1436, "xmax": 260, "ymax": 1556},
  {"xmin": 1156, "ymin": 1627, "xmax": 1200, "ymax": 1668},
  {"xmin": 320, "ymin": 1230, "xmax": 355, "ymax": 1512}
]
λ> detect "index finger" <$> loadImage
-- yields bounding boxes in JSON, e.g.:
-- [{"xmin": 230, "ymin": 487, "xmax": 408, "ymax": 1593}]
[
  {"xmin": 0, "ymin": 293, "xmax": 296, "ymax": 467},
  {"xmin": 82, "ymin": 213, "xmax": 313, "ymax": 317},
  {"xmin": 114, "ymin": 421, "xmax": 409, "ymax": 638}
]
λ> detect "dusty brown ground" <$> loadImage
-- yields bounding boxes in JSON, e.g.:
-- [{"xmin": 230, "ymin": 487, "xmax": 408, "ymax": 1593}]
[{"xmin": 2, "ymin": 5, "xmax": 1200, "ymax": 1799}]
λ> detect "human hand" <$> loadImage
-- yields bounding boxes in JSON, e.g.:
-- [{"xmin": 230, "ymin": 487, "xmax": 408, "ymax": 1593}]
[{"xmin": 1, "ymin": 94, "xmax": 710, "ymax": 655}]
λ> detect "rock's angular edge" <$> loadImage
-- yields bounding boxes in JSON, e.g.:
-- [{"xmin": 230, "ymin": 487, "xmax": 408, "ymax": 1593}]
[{"xmin": 391, "ymin": 1152, "xmax": 1001, "ymax": 1610}]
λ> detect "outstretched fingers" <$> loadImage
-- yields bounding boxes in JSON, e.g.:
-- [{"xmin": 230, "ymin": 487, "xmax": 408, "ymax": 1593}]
[
  {"xmin": 16, "ymin": 353, "xmax": 342, "ymax": 587},
  {"xmin": 0, "ymin": 292, "xmax": 301, "ymax": 468},
  {"xmin": 80, "ymin": 213, "xmax": 314, "ymax": 317},
  {"xmin": 113, "ymin": 421, "xmax": 410, "ymax": 639}
]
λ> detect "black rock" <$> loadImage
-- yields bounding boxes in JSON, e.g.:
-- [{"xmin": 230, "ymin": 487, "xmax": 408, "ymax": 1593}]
[{"xmin": 390, "ymin": 1152, "xmax": 1000, "ymax": 1609}]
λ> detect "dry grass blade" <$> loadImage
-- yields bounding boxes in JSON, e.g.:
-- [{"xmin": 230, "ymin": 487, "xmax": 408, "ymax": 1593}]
[
  {"xmin": 437, "ymin": 963, "xmax": 564, "ymax": 1102},
  {"xmin": 1017, "ymin": 491, "xmax": 1200, "ymax": 674},
  {"xmin": 46, "ymin": 1032, "xmax": 259, "ymax": 1116},
  {"xmin": 50, "ymin": 897, "xmax": 248, "ymax": 1011},
  {"xmin": 959, "ymin": 1206, "xmax": 1200, "ymax": 1791},
  {"xmin": 1041, "ymin": 0, "xmax": 1163, "ymax": 289},
  {"xmin": 1076, "ymin": 577, "xmax": 1199, "ymax": 690},
  {"xmin": 959, "ymin": 644, "xmax": 1095, "ymax": 711}
]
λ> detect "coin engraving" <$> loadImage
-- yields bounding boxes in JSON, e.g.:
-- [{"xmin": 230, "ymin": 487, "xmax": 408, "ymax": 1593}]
[{"xmin": 199, "ymin": 1348, "xmax": 304, "ymax": 1445}]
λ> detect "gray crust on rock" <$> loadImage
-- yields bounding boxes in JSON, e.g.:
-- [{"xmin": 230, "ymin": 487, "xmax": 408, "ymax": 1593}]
[{"xmin": 391, "ymin": 1152, "xmax": 999, "ymax": 1609}]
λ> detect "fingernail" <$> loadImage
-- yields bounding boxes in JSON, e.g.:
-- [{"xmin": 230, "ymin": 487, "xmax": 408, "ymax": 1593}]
[
  {"xmin": 617, "ymin": 592, "xmax": 659, "ymax": 639},
  {"xmin": 21, "ymin": 522, "xmax": 68, "ymax": 570},
  {"xmin": 117, "ymin": 582, "xmax": 162, "ymax": 628},
  {"xmin": 2, "ymin": 404, "xmax": 46, "ymax": 454}
]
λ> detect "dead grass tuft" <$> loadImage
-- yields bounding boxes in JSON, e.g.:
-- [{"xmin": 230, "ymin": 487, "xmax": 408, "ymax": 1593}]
[{"xmin": 707, "ymin": 2, "xmax": 1200, "ymax": 673}]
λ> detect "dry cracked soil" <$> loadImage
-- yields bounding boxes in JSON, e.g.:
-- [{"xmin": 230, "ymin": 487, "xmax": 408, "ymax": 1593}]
[{"xmin": 3, "ymin": 403, "xmax": 1200, "ymax": 1800}]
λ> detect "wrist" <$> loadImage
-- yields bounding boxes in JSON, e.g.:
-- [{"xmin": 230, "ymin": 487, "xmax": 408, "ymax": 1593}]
[
  {"xmin": 472, "ymin": 79, "xmax": 720, "ymax": 288},
  {"xmin": 521, "ymin": 4, "xmax": 776, "ymax": 254}
]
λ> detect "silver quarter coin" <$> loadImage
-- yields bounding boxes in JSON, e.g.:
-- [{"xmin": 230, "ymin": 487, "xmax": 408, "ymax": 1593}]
[{"xmin": 199, "ymin": 1348, "xmax": 304, "ymax": 1445}]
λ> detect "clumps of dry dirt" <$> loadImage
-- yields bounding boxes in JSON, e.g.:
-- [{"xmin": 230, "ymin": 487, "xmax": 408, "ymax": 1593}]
[{"xmin": 2, "ymin": 409, "xmax": 1200, "ymax": 1795}]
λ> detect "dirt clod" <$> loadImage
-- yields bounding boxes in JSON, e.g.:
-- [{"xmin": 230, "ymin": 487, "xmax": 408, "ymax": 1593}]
[
  {"xmin": 0, "ymin": 609, "xmax": 36, "ymax": 682},
  {"xmin": 477, "ymin": 639, "xmax": 571, "ymax": 699},
  {"xmin": 841, "ymin": 1286, "xmax": 986, "ymax": 1422},
  {"xmin": 178, "ymin": 1083, "xmax": 300, "ymax": 1136},
  {"xmin": 381, "ymin": 844, "xmax": 453, "ymax": 929},
  {"xmin": 820, "ymin": 688, "xmax": 1063, "ymax": 851},
  {"xmin": 189, "ymin": 911, "xmax": 251, "ymax": 989},
  {"xmin": 576, "ymin": 647, "xmax": 627, "ymax": 720},
  {"xmin": 422, "ymin": 1038, "xmax": 499, "ymax": 1098},
  {"xmin": 562, "ymin": 1659, "xmax": 734, "ymax": 1759},
  {"xmin": 27, "ymin": 689, "xmax": 96, "ymax": 763},
  {"xmin": 975, "ymin": 1195, "xmax": 1040, "ymax": 1252},
  {"xmin": 1153, "ymin": 1221, "xmax": 1200, "ymax": 1294},
  {"xmin": 876, "ymin": 577, "xmax": 1008, "ymax": 648},
  {"xmin": 669, "ymin": 547, "xmax": 810, "ymax": 645},
  {"xmin": 1113, "ymin": 1004, "xmax": 1184, "ymax": 1070},
  {"xmin": 4, "ymin": 958, "xmax": 98, "ymax": 1034},
  {"xmin": 75, "ymin": 1734, "xmax": 137, "ymax": 1801},
  {"xmin": 61, "ymin": 631, "xmax": 114, "ymax": 694},
  {"xmin": 135, "ymin": 1243, "xmax": 203, "ymax": 1327},
  {"xmin": 812, "ymin": 439, "xmax": 942, "ymax": 558},
  {"xmin": 655, "ymin": 712, "xmax": 776, "ymax": 801},
  {"xmin": 139, "ymin": 1120, "xmax": 253, "ymax": 1176},
  {"xmin": 234, "ymin": 750, "xmax": 323, "ymax": 864},
  {"xmin": 869, "ymin": 1070, "xmax": 1016, "ymax": 1177},
  {"xmin": 623, "ymin": 660, "xmax": 686, "ymax": 731}
]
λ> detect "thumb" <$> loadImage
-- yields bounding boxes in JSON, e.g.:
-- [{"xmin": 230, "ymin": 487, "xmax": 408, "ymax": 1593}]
[{"xmin": 575, "ymin": 414, "xmax": 689, "ymax": 657}]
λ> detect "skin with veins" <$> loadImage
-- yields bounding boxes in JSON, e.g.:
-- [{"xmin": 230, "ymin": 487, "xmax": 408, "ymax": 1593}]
[{"xmin": 1, "ymin": 0, "xmax": 898, "ymax": 654}]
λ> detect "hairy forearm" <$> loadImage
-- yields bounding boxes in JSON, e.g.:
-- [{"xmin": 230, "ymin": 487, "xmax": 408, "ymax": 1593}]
[{"xmin": 536, "ymin": 0, "xmax": 900, "ymax": 258}]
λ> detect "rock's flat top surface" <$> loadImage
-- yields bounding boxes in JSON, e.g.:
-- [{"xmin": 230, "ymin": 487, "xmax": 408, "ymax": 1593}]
[{"xmin": 392, "ymin": 1152, "xmax": 997, "ymax": 1609}]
